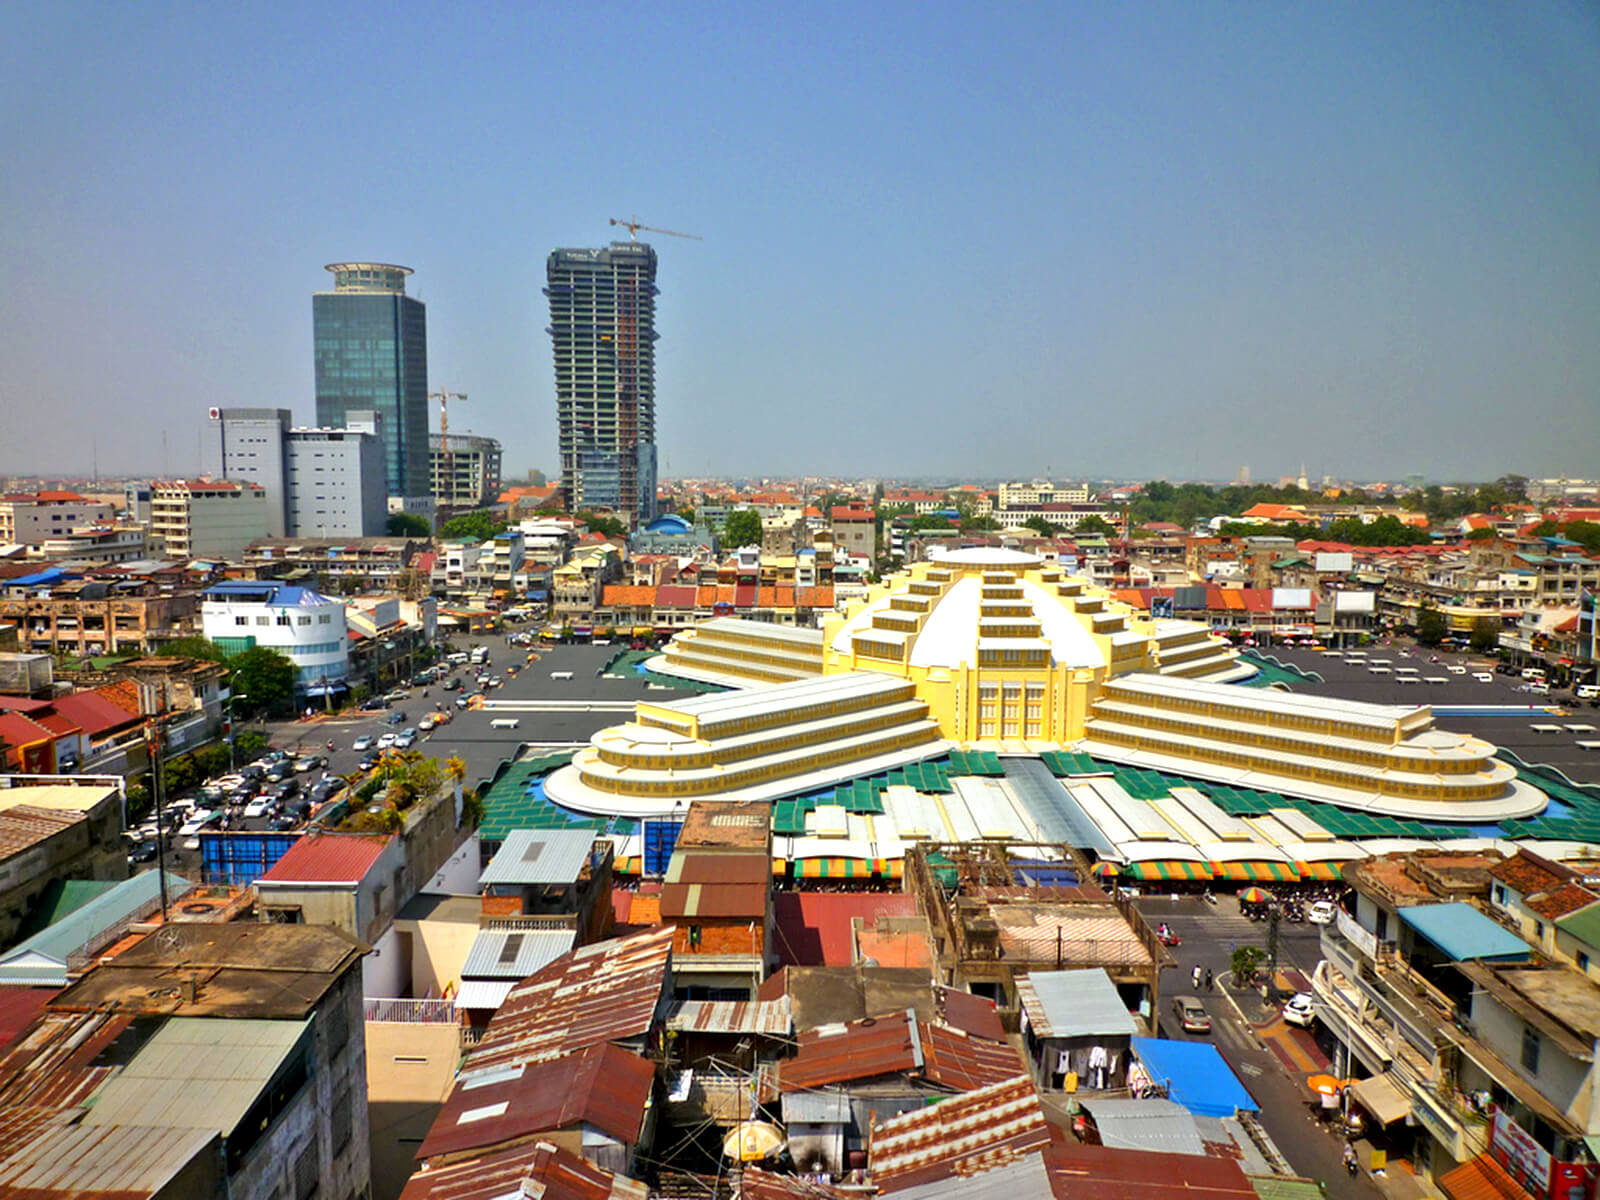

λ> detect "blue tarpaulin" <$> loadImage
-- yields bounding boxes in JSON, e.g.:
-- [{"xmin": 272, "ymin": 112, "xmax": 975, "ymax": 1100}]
[
  {"xmin": 1399, "ymin": 903, "xmax": 1531, "ymax": 962},
  {"xmin": 1131, "ymin": 1036, "xmax": 1257, "ymax": 1118}
]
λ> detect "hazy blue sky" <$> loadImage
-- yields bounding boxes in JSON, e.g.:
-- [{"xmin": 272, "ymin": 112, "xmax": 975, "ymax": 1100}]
[{"xmin": 2, "ymin": 2, "xmax": 1596, "ymax": 484}]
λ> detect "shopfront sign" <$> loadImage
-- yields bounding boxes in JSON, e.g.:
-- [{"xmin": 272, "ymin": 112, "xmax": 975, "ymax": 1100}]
[
  {"xmin": 1337, "ymin": 908, "xmax": 1378, "ymax": 960},
  {"xmin": 1490, "ymin": 1107, "xmax": 1552, "ymax": 1198}
]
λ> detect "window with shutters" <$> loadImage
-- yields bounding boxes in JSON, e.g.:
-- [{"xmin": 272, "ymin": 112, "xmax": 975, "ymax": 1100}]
[{"xmin": 294, "ymin": 1138, "xmax": 320, "ymax": 1199}]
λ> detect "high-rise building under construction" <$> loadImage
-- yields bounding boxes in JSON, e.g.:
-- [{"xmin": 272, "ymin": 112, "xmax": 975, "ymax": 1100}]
[{"xmin": 545, "ymin": 242, "xmax": 658, "ymax": 526}]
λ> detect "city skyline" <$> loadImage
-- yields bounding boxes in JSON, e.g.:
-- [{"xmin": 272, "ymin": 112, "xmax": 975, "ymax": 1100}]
[{"xmin": 2, "ymin": 5, "xmax": 1596, "ymax": 482}]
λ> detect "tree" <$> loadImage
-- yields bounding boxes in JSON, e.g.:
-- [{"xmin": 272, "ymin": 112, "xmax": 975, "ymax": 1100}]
[
  {"xmin": 387, "ymin": 512, "xmax": 432, "ymax": 537},
  {"xmin": 229, "ymin": 646, "xmax": 296, "ymax": 715},
  {"xmin": 1022, "ymin": 515, "xmax": 1057, "ymax": 538},
  {"xmin": 440, "ymin": 509, "xmax": 507, "ymax": 542},
  {"xmin": 724, "ymin": 509, "xmax": 762, "ymax": 548},
  {"xmin": 1469, "ymin": 618, "xmax": 1501, "ymax": 655},
  {"xmin": 959, "ymin": 515, "xmax": 1000, "ymax": 533},
  {"xmin": 162, "ymin": 636, "xmax": 229, "ymax": 665},
  {"xmin": 1074, "ymin": 515, "xmax": 1117, "ymax": 537},
  {"xmin": 577, "ymin": 511, "xmax": 627, "ymax": 538},
  {"xmin": 1231, "ymin": 945, "xmax": 1266, "ymax": 986},
  {"xmin": 1416, "ymin": 604, "xmax": 1447, "ymax": 647}
]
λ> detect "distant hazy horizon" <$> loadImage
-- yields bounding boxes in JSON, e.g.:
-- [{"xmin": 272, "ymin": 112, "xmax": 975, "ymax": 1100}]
[{"xmin": 3, "ymin": 4, "xmax": 1596, "ymax": 482}]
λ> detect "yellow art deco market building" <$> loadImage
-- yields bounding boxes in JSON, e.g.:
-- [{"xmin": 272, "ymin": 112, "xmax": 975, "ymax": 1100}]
[{"xmin": 545, "ymin": 548, "xmax": 1546, "ymax": 823}]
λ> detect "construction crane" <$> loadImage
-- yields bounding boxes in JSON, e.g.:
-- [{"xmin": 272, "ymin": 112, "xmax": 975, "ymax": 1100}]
[
  {"xmin": 431, "ymin": 388, "xmax": 468, "ymax": 506},
  {"xmin": 609, "ymin": 216, "xmax": 702, "ymax": 242}
]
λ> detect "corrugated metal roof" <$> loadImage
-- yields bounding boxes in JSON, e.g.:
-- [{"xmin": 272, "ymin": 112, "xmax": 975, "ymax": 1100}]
[
  {"xmin": 0, "ymin": 870, "xmax": 193, "ymax": 987},
  {"xmin": 666, "ymin": 996, "xmax": 791, "ymax": 1036},
  {"xmin": 780, "ymin": 1090, "xmax": 852, "ymax": 1124},
  {"xmin": 1015, "ymin": 968, "xmax": 1137, "ymax": 1040},
  {"xmin": 256, "ymin": 831, "xmax": 393, "ymax": 886},
  {"xmin": 1399, "ymin": 903, "xmax": 1531, "ymax": 962},
  {"xmin": 79, "ymin": 1016, "xmax": 310, "ymax": 1133},
  {"xmin": 1043, "ymin": 1140, "xmax": 1258, "ymax": 1200},
  {"xmin": 461, "ymin": 926, "xmax": 672, "ymax": 1074},
  {"xmin": 461, "ymin": 927, "xmax": 576, "ymax": 980},
  {"xmin": 665, "ymin": 851, "xmax": 771, "ymax": 885},
  {"xmin": 401, "ymin": 1138, "xmax": 649, "ymax": 1200},
  {"xmin": 887, "ymin": 1154, "xmax": 1055, "ymax": 1200},
  {"xmin": 781, "ymin": 1010, "xmax": 921, "ymax": 1092},
  {"xmin": 1078, "ymin": 1097, "xmax": 1205, "ymax": 1156},
  {"xmin": 420, "ymin": 1043, "xmax": 654, "ymax": 1160},
  {"xmin": 921, "ymin": 1020, "xmax": 1029, "ymax": 1091},
  {"xmin": 0, "ymin": 1121, "xmax": 221, "ymax": 1195},
  {"xmin": 660, "ymin": 881, "xmax": 768, "ymax": 920},
  {"xmin": 870, "ymin": 1075, "xmax": 1050, "ymax": 1192},
  {"xmin": 478, "ymin": 828, "xmax": 599, "ymax": 887},
  {"xmin": 738, "ymin": 1165, "xmax": 853, "ymax": 1199}
]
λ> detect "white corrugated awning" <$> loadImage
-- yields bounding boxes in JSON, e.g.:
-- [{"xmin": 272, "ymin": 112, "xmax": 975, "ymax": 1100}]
[
  {"xmin": 1349, "ymin": 1073, "xmax": 1410, "ymax": 1126},
  {"xmin": 453, "ymin": 979, "xmax": 515, "ymax": 1011}
]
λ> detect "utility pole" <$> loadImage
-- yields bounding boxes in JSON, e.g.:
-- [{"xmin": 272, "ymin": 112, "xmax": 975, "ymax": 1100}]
[{"xmin": 142, "ymin": 718, "xmax": 171, "ymax": 922}]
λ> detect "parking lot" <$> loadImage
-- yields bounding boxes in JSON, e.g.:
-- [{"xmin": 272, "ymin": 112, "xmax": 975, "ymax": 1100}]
[{"xmin": 1253, "ymin": 640, "xmax": 1600, "ymax": 784}]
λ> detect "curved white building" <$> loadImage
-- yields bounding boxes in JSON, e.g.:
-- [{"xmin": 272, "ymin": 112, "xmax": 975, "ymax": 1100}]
[{"xmin": 201, "ymin": 580, "xmax": 350, "ymax": 696}]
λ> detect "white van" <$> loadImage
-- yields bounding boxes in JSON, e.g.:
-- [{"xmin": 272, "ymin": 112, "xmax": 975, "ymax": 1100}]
[
  {"xmin": 1522, "ymin": 667, "xmax": 1547, "ymax": 681},
  {"xmin": 489, "ymin": 718, "xmax": 520, "ymax": 730},
  {"xmin": 470, "ymin": 646, "xmax": 490, "ymax": 665},
  {"xmin": 448, "ymin": 651, "xmax": 470, "ymax": 665}
]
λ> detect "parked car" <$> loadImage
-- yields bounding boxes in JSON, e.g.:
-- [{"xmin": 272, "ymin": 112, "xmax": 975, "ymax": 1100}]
[
  {"xmin": 1308, "ymin": 900, "xmax": 1338, "ymax": 925},
  {"xmin": 358, "ymin": 753, "xmax": 381, "ymax": 771},
  {"xmin": 442, "ymin": 678, "xmax": 462, "ymax": 692},
  {"xmin": 261, "ymin": 749, "xmax": 290, "ymax": 766},
  {"xmin": 292, "ymin": 754, "xmax": 325, "ymax": 774},
  {"xmin": 243, "ymin": 797, "xmax": 272, "ymax": 819},
  {"xmin": 455, "ymin": 696, "xmax": 470, "ymax": 709},
  {"xmin": 385, "ymin": 710, "xmax": 407, "ymax": 726},
  {"xmin": 1171, "ymin": 995, "xmax": 1212, "ymax": 1034},
  {"xmin": 351, "ymin": 735, "xmax": 373, "ymax": 752},
  {"xmin": 418, "ymin": 715, "xmax": 437, "ymax": 732},
  {"xmin": 264, "ymin": 761, "xmax": 293, "ymax": 783},
  {"xmin": 360, "ymin": 697, "xmax": 390, "ymax": 711},
  {"xmin": 127, "ymin": 841, "xmax": 160, "ymax": 865},
  {"xmin": 268, "ymin": 779, "xmax": 300, "ymax": 802},
  {"xmin": 395, "ymin": 728, "xmax": 417, "ymax": 749},
  {"xmin": 377, "ymin": 732, "xmax": 397, "ymax": 749},
  {"xmin": 1283, "ymin": 992, "xmax": 1317, "ymax": 1029}
]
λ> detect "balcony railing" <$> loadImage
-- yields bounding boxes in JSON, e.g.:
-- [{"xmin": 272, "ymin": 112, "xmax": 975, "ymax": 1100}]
[{"xmin": 363, "ymin": 997, "xmax": 457, "ymax": 1024}]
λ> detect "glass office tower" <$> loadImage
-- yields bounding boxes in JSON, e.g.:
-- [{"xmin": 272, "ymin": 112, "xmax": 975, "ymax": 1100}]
[
  {"xmin": 313, "ymin": 263, "xmax": 429, "ymax": 502},
  {"xmin": 545, "ymin": 243, "xmax": 659, "ymax": 526}
]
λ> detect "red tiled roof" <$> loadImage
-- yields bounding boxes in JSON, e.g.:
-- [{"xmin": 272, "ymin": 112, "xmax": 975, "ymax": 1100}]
[
  {"xmin": 96, "ymin": 680, "xmax": 144, "ymax": 716},
  {"xmin": 1490, "ymin": 850, "xmax": 1573, "ymax": 897},
  {"xmin": 831, "ymin": 505, "xmax": 875, "ymax": 521},
  {"xmin": 734, "ymin": 584, "xmax": 757, "ymax": 608},
  {"xmin": 655, "ymin": 584, "xmax": 698, "ymax": 608},
  {"xmin": 419, "ymin": 1043, "xmax": 653, "ymax": 1160},
  {"xmin": 413, "ymin": 552, "xmax": 436, "ymax": 574},
  {"xmin": 256, "ymin": 832, "xmax": 392, "ymax": 885},
  {"xmin": 696, "ymin": 585, "xmax": 718, "ymax": 606},
  {"xmin": 773, "ymin": 892, "xmax": 919, "ymax": 967},
  {"xmin": 601, "ymin": 585, "xmax": 654, "ymax": 607},
  {"xmin": 1524, "ymin": 883, "xmax": 1597, "ymax": 920},
  {"xmin": 1438, "ymin": 1152, "xmax": 1537, "ymax": 1200}
]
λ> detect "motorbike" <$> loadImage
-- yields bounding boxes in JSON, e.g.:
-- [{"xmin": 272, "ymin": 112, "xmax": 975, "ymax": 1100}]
[
  {"xmin": 1156, "ymin": 924, "xmax": 1182, "ymax": 947},
  {"xmin": 327, "ymin": 739, "xmax": 336, "ymax": 751}
]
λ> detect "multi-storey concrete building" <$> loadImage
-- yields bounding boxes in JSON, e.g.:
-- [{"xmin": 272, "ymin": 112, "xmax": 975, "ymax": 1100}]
[
  {"xmin": 429, "ymin": 431, "xmax": 502, "ymax": 508},
  {"xmin": 314, "ymin": 262, "xmax": 430, "ymax": 509},
  {"xmin": 148, "ymin": 479, "xmax": 272, "ymax": 560},
  {"xmin": 546, "ymin": 242, "xmax": 659, "ymax": 526},
  {"xmin": 203, "ymin": 407, "xmax": 388, "ymax": 537},
  {"xmin": 997, "ymin": 479, "xmax": 1091, "ymax": 508},
  {"xmin": 0, "ymin": 491, "xmax": 115, "ymax": 547},
  {"xmin": 0, "ymin": 577, "xmax": 200, "ymax": 657}
]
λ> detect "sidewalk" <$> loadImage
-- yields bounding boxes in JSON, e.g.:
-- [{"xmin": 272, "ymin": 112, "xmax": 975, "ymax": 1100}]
[{"xmin": 1217, "ymin": 972, "xmax": 1440, "ymax": 1200}]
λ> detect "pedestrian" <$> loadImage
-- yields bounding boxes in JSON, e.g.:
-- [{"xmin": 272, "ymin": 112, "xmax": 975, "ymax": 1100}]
[
  {"xmin": 1205, "ymin": 967, "xmax": 1214, "ymax": 992},
  {"xmin": 1343, "ymin": 1143, "xmax": 1357, "ymax": 1176},
  {"xmin": 1192, "ymin": 964, "xmax": 1202, "ymax": 989}
]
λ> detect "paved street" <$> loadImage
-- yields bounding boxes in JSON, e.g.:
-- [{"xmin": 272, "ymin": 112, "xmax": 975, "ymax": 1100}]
[{"xmin": 1141, "ymin": 896, "xmax": 1387, "ymax": 1199}]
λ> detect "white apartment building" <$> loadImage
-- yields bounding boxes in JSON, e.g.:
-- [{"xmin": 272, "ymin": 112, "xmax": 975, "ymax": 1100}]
[
  {"xmin": 149, "ymin": 480, "xmax": 271, "ymax": 561},
  {"xmin": 997, "ymin": 479, "xmax": 1091, "ymax": 508},
  {"xmin": 201, "ymin": 580, "xmax": 349, "ymax": 695},
  {"xmin": 204, "ymin": 407, "xmax": 387, "ymax": 538}
]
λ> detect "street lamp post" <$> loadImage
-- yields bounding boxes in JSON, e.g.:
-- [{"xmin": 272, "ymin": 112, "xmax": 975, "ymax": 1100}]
[{"xmin": 226, "ymin": 693, "xmax": 249, "ymax": 770}]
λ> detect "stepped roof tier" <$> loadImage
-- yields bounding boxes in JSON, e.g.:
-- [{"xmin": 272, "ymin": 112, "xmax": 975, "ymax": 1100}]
[{"xmin": 545, "ymin": 673, "xmax": 949, "ymax": 817}]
